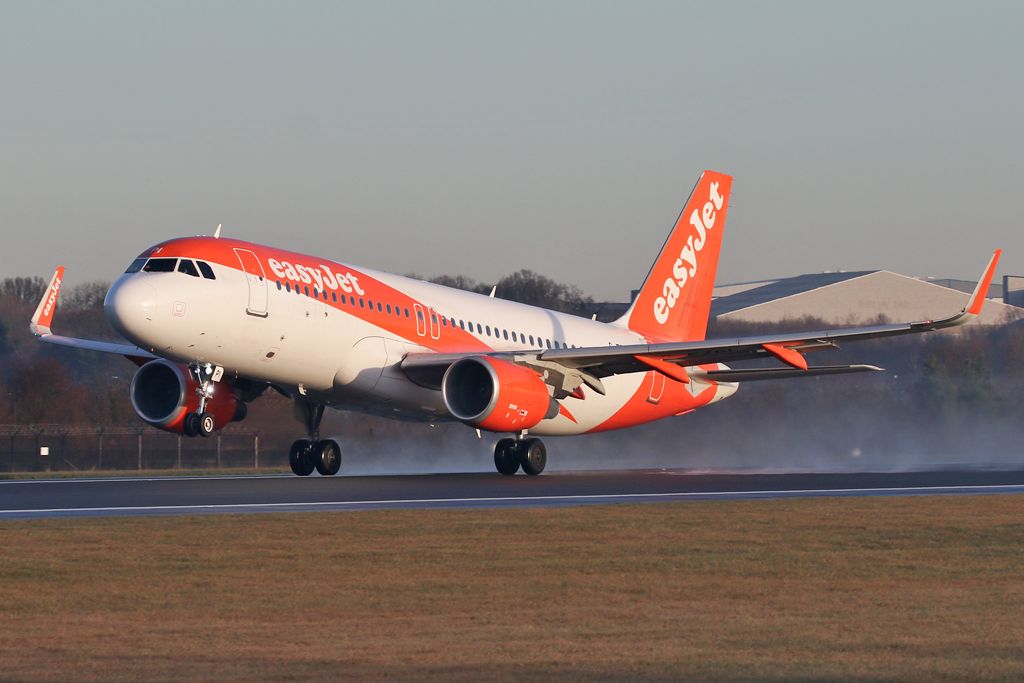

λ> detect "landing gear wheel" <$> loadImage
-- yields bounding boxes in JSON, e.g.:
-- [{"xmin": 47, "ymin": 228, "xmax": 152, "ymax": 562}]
[
  {"xmin": 314, "ymin": 440, "xmax": 342, "ymax": 476},
  {"xmin": 198, "ymin": 412, "xmax": 216, "ymax": 438},
  {"xmin": 494, "ymin": 438, "xmax": 521, "ymax": 475},
  {"xmin": 519, "ymin": 438, "xmax": 547, "ymax": 476},
  {"xmin": 183, "ymin": 413, "xmax": 200, "ymax": 437},
  {"xmin": 289, "ymin": 439, "xmax": 315, "ymax": 476}
]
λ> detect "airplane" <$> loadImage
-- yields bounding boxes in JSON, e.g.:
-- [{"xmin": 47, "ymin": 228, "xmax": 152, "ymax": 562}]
[{"xmin": 29, "ymin": 170, "xmax": 1002, "ymax": 476}]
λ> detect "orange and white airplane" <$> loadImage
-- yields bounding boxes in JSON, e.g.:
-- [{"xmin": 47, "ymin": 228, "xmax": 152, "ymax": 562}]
[{"xmin": 30, "ymin": 171, "xmax": 1001, "ymax": 476}]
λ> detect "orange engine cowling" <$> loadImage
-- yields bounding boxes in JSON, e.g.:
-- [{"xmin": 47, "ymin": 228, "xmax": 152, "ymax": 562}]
[
  {"xmin": 441, "ymin": 356, "xmax": 557, "ymax": 432},
  {"xmin": 129, "ymin": 359, "xmax": 244, "ymax": 434}
]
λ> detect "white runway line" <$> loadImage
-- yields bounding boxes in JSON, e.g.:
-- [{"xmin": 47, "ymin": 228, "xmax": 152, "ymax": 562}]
[{"xmin": 2, "ymin": 483, "xmax": 1024, "ymax": 517}]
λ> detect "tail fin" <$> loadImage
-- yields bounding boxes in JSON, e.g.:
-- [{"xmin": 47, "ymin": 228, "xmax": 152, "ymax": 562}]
[{"xmin": 614, "ymin": 170, "xmax": 732, "ymax": 342}]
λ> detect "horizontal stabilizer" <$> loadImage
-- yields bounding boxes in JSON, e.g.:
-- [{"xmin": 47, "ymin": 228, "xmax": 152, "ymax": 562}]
[{"xmin": 695, "ymin": 364, "xmax": 883, "ymax": 382}]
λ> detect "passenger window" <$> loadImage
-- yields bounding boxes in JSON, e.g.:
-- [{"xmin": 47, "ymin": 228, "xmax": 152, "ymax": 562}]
[
  {"xmin": 404, "ymin": 308, "xmax": 410, "ymax": 317},
  {"xmin": 511, "ymin": 331, "xmax": 518, "ymax": 342},
  {"xmin": 359, "ymin": 299, "xmax": 365, "ymax": 308},
  {"xmin": 442, "ymin": 317, "xmax": 448, "ymax": 327},
  {"xmin": 485, "ymin": 325, "xmax": 491, "ymax": 336},
  {"xmin": 529, "ymin": 335, "xmax": 535, "ymax": 345},
  {"xmin": 124, "ymin": 258, "xmax": 147, "ymax": 274},
  {"xmin": 386, "ymin": 303, "xmax": 392, "ymax": 314},
  {"xmin": 304, "ymin": 286, "xmax": 310, "ymax": 296},
  {"xmin": 377, "ymin": 302, "xmax": 383, "ymax": 312},
  {"xmin": 332, "ymin": 292, "xmax": 337, "ymax": 302},
  {"xmin": 285, "ymin": 282, "xmax": 291, "ymax": 292},
  {"xmin": 143, "ymin": 258, "xmax": 177, "ymax": 273},
  {"xmin": 476, "ymin": 323, "xmax": 483, "ymax": 334},
  {"xmin": 177, "ymin": 260, "xmax": 200, "ymax": 277},
  {"xmin": 276, "ymin": 281, "xmax": 282, "ymax": 290},
  {"xmin": 503, "ymin": 329, "xmax": 509, "ymax": 340},
  {"xmin": 459, "ymin": 320, "xmax": 465, "ymax": 329},
  {"xmin": 545, "ymin": 339, "xmax": 552, "ymax": 349},
  {"xmin": 197, "ymin": 261, "xmax": 216, "ymax": 279}
]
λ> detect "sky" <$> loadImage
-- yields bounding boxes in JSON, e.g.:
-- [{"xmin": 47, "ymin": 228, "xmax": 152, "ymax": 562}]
[{"xmin": 2, "ymin": 1, "xmax": 1022, "ymax": 301}]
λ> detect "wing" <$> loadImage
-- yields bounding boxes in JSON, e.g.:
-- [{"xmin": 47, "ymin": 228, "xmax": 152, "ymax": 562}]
[
  {"xmin": 30, "ymin": 267, "xmax": 156, "ymax": 362},
  {"xmin": 402, "ymin": 250, "xmax": 1002, "ymax": 392}
]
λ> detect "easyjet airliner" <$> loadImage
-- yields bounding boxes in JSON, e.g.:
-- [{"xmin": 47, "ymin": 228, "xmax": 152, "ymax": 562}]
[{"xmin": 30, "ymin": 171, "xmax": 1001, "ymax": 476}]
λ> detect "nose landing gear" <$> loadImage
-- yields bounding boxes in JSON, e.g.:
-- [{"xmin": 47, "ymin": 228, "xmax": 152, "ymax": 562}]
[
  {"xmin": 494, "ymin": 437, "xmax": 547, "ymax": 476},
  {"xmin": 288, "ymin": 401, "xmax": 342, "ymax": 476},
  {"xmin": 182, "ymin": 363, "xmax": 220, "ymax": 438}
]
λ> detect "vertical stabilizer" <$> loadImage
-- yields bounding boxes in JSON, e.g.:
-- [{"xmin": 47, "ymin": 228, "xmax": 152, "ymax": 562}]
[{"xmin": 614, "ymin": 170, "xmax": 732, "ymax": 341}]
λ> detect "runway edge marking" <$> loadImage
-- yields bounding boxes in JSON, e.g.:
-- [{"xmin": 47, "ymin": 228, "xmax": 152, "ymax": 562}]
[{"xmin": 3, "ymin": 484, "xmax": 1024, "ymax": 517}]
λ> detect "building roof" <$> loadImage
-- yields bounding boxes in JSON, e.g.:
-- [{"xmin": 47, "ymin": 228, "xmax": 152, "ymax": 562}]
[
  {"xmin": 711, "ymin": 270, "xmax": 1022, "ymax": 326},
  {"xmin": 710, "ymin": 271, "xmax": 873, "ymax": 318}
]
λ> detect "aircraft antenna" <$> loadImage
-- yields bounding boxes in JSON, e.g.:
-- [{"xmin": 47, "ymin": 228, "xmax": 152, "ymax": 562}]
[{"xmin": 214, "ymin": 224, "xmax": 222, "ymax": 239}]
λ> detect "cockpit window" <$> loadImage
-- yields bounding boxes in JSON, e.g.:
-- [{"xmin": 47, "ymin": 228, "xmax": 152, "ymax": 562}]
[
  {"xmin": 124, "ymin": 258, "xmax": 147, "ymax": 274},
  {"xmin": 196, "ymin": 261, "xmax": 216, "ymax": 280},
  {"xmin": 143, "ymin": 258, "xmax": 177, "ymax": 273},
  {"xmin": 178, "ymin": 260, "xmax": 200, "ymax": 278}
]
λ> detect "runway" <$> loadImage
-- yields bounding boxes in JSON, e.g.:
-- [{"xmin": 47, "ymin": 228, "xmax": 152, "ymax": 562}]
[{"xmin": 3, "ymin": 468, "xmax": 1024, "ymax": 519}]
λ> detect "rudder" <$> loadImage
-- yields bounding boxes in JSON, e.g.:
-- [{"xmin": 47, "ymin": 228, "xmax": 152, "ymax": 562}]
[{"xmin": 615, "ymin": 170, "xmax": 732, "ymax": 342}]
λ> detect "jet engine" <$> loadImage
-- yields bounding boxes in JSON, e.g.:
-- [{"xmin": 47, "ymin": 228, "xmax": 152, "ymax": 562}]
[
  {"xmin": 442, "ymin": 356, "xmax": 557, "ymax": 432},
  {"xmin": 130, "ymin": 359, "xmax": 245, "ymax": 434}
]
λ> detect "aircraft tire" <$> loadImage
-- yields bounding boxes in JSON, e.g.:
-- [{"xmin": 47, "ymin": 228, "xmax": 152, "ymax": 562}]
[
  {"xmin": 314, "ymin": 439, "xmax": 342, "ymax": 476},
  {"xmin": 183, "ymin": 413, "xmax": 200, "ymax": 437},
  {"xmin": 519, "ymin": 438, "xmax": 546, "ymax": 476},
  {"xmin": 198, "ymin": 412, "xmax": 216, "ymax": 438},
  {"xmin": 289, "ymin": 439, "xmax": 315, "ymax": 476},
  {"xmin": 494, "ymin": 438, "xmax": 520, "ymax": 475}
]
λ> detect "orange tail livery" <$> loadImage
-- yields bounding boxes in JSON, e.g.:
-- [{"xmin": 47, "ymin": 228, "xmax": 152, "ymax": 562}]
[{"xmin": 616, "ymin": 170, "xmax": 732, "ymax": 342}]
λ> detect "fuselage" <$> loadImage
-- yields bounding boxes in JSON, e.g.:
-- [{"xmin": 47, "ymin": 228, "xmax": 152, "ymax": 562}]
[{"xmin": 104, "ymin": 236, "xmax": 734, "ymax": 435}]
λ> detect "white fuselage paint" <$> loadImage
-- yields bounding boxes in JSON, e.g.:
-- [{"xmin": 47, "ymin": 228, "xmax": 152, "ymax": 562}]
[{"xmin": 107, "ymin": 259, "xmax": 732, "ymax": 436}]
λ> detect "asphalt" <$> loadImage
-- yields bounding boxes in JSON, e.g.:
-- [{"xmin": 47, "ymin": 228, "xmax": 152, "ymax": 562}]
[{"xmin": 2, "ymin": 468, "xmax": 1024, "ymax": 519}]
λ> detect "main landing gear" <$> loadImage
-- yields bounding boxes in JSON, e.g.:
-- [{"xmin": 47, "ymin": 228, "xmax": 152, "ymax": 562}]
[
  {"xmin": 289, "ymin": 401, "xmax": 342, "ymax": 476},
  {"xmin": 494, "ymin": 437, "xmax": 547, "ymax": 476}
]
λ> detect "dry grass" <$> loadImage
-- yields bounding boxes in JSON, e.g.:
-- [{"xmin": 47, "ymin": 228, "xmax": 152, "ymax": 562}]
[
  {"xmin": 0, "ymin": 468, "xmax": 290, "ymax": 480},
  {"xmin": 1, "ymin": 496, "xmax": 1023, "ymax": 682}
]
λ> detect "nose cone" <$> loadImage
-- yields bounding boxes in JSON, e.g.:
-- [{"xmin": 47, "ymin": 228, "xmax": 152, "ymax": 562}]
[{"xmin": 105, "ymin": 276, "xmax": 158, "ymax": 346}]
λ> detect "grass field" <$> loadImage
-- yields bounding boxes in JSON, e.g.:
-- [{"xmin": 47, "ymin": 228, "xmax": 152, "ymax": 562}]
[
  {"xmin": 0, "ymin": 467, "xmax": 290, "ymax": 480},
  {"xmin": 2, "ymin": 496, "xmax": 1023, "ymax": 682}
]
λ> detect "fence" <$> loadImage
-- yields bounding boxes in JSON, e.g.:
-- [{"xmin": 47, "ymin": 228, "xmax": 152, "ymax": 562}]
[{"xmin": 0, "ymin": 425, "xmax": 288, "ymax": 472}]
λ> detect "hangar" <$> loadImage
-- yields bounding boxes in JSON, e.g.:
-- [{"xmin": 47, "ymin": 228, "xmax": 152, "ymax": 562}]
[{"xmin": 709, "ymin": 270, "xmax": 1021, "ymax": 326}]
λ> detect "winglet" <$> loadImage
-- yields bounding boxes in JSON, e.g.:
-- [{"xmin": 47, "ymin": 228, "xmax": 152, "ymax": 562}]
[
  {"xmin": 965, "ymin": 249, "xmax": 1001, "ymax": 316},
  {"xmin": 30, "ymin": 267, "xmax": 65, "ymax": 336}
]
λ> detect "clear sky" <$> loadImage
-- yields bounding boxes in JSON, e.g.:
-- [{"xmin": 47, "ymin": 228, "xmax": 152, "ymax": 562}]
[{"xmin": 2, "ymin": 1, "xmax": 1021, "ymax": 301}]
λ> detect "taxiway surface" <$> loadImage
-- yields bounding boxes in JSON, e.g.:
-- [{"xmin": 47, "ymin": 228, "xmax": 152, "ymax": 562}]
[{"xmin": 2, "ymin": 468, "xmax": 1024, "ymax": 519}]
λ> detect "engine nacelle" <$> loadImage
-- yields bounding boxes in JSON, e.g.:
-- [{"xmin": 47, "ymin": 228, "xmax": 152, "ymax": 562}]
[
  {"xmin": 130, "ymin": 359, "xmax": 244, "ymax": 434},
  {"xmin": 441, "ymin": 356, "xmax": 557, "ymax": 432}
]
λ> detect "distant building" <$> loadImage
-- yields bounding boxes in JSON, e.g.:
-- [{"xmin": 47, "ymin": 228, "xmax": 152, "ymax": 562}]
[
  {"xmin": 710, "ymin": 270, "xmax": 1022, "ymax": 326},
  {"xmin": 1005, "ymin": 276, "xmax": 1024, "ymax": 308}
]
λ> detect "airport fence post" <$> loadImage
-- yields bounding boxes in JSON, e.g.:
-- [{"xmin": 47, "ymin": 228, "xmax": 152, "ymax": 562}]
[
  {"xmin": 97, "ymin": 427, "xmax": 104, "ymax": 470},
  {"xmin": 177, "ymin": 436, "xmax": 182, "ymax": 470},
  {"xmin": 137, "ymin": 431, "xmax": 143, "ymax": 470},
  {"xmin": 59, "ymin": 429, "xmax": 67, "ymax": 471},
  {"xmin": 8, "ymin": 429, "xmax": 16, "ymax": 473},
  {"xmin": 33, "ymin": 426, "xmax": 43, "ymax": 472},
  {"xmin": 254, "ymin": 434, "xmax": 259, "ymax": 469}
]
